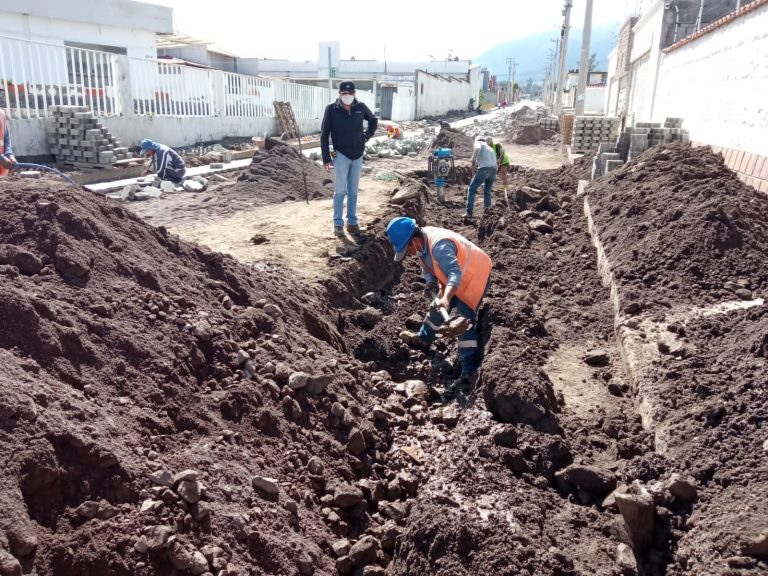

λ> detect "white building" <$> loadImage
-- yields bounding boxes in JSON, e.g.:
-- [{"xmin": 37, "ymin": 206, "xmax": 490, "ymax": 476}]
[
  {"xmin": 604, "ymin": 0, "xmax": 768, "ymax": 191},
  {"xmin": 0, "ymin": 0, "xmax": 173, "ymax": 59}
]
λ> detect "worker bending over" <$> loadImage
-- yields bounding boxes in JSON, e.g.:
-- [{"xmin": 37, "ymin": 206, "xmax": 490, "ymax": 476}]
[
  {"xmin": 486, "ymin": 137, "xmax": 510, "ymax": 196},
  {"xmin": 140, "ymin": 139, "xmax": 186, "ymax": 183},
  {"xmin": 0, "ymin": 109, "xmax": 17, "ymax": 176},
  {"xmin": 387, "ymin": 216, "xmax": 492, "ymax": 387}
]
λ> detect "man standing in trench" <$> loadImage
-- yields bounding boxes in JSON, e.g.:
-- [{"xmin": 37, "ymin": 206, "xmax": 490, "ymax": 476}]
[
  {"xmin": 464, "ymin": 136, "xmax": 498, "ymax": 221},
  {"xmin": 386, "ymin": 216, "xmax": 492, "ymax": 388},
  {"xmin": 321, "ymin": 81, "xmax": 378, "ymax": 238}
]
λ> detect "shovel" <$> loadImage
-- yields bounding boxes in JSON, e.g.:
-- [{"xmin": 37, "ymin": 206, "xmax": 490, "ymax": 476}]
[{"xmin": 431, "ymin": 297, "xmax": 472, "ymax": 338}]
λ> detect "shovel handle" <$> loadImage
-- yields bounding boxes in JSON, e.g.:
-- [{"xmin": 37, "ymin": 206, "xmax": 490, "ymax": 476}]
[{"xmin": 433, "ymin": 297, "xmax": 451, "ymax": 322}]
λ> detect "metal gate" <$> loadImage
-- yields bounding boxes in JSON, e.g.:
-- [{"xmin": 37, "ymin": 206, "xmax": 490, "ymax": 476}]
[{"xmin": 380, "ymin": 86, "xmax": 396, "ymax": 120}]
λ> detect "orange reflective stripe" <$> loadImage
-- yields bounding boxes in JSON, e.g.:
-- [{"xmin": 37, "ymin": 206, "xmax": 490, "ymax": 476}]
[{"xmin": 422, "ymin": 226, "xmax": 492, "ymax": 311}]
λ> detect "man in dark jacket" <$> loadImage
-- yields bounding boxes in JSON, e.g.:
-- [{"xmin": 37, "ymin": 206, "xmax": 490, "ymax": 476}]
[
  {"xmin": 140, "ymin": 139, "xmax": 186, "ymax": 184},
  {"xmin": 321, "ymin": 81, "xmax": 378, "ymax": 237}
]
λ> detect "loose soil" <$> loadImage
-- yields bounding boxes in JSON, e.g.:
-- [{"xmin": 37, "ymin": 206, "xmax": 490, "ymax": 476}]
[
  {"xmin": 430, "ymin": 126, "xmax": 475, "ymax": 160},
  {"xmin": 0, "ymin": 136, "xmax": 765, "ymax": 576},
  {"xmin": 587, "ymin": 143, "xmax": 768, "ymax": 313}
]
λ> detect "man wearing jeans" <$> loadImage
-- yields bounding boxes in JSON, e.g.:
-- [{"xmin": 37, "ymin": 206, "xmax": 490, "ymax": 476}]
[
  {"xmin": 321, "ymin": 81, "xmax": 378, "ymax": 238},
  {"xmin": 465, "ymin": 136, "xmax": 497, "ymax": 220}
]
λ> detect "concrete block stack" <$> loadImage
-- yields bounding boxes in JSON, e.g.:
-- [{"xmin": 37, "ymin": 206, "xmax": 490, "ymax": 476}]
[
  {"xmin": 591, "ymin": 142, "xmax": 624, "ymax": 179},
  {"xmin": 617, "ymin": 119, "xmax": 691, "ymax": 162},
  {"xmin": 593, "ymin": 117, "xmax": 692, "ymax": 179},
  {"xmin": 538, "ymin": 117, "xmax": 560, "ymax": 132},
  {"xmin": 571, "ymin": 116, "xmax": 620, "ymax": 154},
  {"xmin": 44, "ymin": 106, "xmax": 130, "ymax": 166}
]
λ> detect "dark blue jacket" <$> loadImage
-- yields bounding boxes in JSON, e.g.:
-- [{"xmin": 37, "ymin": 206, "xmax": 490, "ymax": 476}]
[{"xmin": 321, "ymin": 99, "xmax": 377, "ymax": 164}]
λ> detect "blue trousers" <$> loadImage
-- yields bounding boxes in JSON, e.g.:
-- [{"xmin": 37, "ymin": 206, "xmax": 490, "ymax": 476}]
[
  {"xmin": 466, "ymin": 166, "xmax": 497, "ymax": 215},
  {"xmin": 332, "ymin": 152, "xmax": 363, "ymax": 227},
  {"xmin": 418, "ymin": 296, "xmax": 481, "ymax": 376}
]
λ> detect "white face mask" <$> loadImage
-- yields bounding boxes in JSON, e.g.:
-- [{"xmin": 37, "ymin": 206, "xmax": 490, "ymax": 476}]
[{"xmin": 341, "ymin": 94, "xmax": 355, "ymax": 105}]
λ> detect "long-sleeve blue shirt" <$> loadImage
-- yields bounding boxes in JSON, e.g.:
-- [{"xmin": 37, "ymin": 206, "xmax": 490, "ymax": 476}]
[
  {"xmin": 419, "ymin": 238, "xmax": 462, "ymax": 288},
  {"xmin": 2, "ymin": 121, "xmax": 13, "ymax": 158}
]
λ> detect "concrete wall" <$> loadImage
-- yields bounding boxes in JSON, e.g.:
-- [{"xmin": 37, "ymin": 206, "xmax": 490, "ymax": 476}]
[
  {"xmin": 391, "ymin": 93, "xmax": 415, "ymax": 122},
  {"xmin": 585, "ymin": 86, "xmax": 606, "ymax": 114},
  {"xmin": 627, "ymin": 0, "xmax": 664, "ymax": 124},
  {"xmin": 9, "ymin": 114, "xmax": 324, "ymax": 157},
  {"xmin": 0, "ymin": 0, "xmax": 170, "ymax": 60},
  {"xmin": 654, "ymin": 2, "xmax": 768, "ymax": 156},
  {"xmin": 415, "ymin": 70, "xmax": 472, "ymax": 119},
  {"xmin": 0, "ymin": 0, "xmax": 172, "ymax": 35}
]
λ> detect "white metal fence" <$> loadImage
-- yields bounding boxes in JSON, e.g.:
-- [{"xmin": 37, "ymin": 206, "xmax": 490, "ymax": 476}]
[
  {"xmin": 0, "ymin": 35, "xmax": 119, "ymax": 118},
  {"xmin": 130, "ymin": 58, "xmax": 215, "ymax": 117},
  {"xmin": 2, "ymin": 34, "xmax": 376, "ymax": 125}
]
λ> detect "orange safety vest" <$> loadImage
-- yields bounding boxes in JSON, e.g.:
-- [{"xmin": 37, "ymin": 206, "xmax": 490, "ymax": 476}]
[
  {"xmin": 420, "ymin": 226, "xmax": 492, "ymax": 311},
  {"xmin": 0, "ymin": 110, "xmax": 8, "ymax": 177}
]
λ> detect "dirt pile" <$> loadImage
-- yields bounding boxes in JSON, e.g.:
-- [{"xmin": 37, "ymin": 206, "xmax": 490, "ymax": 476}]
[
  {"xmin": 0, "ymin": 178, "xmax": 402, "ymax": 576},
  {"xmin": 229, "ymin": 138, "xmax": 333, "ymax": 203},
  {"xmin": 431, "ymin": 126, "xmax": 474, "ymax": 160},
  {"xmin": 512, "ymin": 124, "xmax": 556, "ymax": 145},
  {"xmin": 587, "ymin": 143, "xmax": 768, "ymax": 312}
]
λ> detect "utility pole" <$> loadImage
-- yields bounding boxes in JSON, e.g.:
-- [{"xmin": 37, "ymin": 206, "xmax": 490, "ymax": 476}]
[
  {"xmin": 554, "ymin": 0, "xmax": 573, "ymax": 116},
  {"xmin": 506, "ymin": 57, "xmax": 518, "ymax": 101},
  {"xmin": 575, "ymin": 0, "xmax": 593, "ymax": 116}
]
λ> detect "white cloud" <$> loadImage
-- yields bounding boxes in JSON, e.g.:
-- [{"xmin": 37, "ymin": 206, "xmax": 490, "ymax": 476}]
[{"xmin": 143, "ymin": 0, "xmax": 637, "ymax": 62}]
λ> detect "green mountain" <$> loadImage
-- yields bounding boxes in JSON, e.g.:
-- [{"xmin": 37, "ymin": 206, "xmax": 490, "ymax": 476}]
[{"xmin": 472, "ymin": 23, "xmax": 620, "ymax": 84}]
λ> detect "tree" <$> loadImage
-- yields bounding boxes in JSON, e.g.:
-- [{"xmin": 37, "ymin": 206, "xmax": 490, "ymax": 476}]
[{"xmin": 589, "ymin": 52, "xmax": 598, "ymax": 72}]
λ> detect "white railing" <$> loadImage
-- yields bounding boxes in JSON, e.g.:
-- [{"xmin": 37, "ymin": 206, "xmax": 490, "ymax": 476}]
[
  {"xmin": 276, "ymin": 80, "xmax": 322, "ymax": 120},
  {"xmin": 0, "ymin": 35, "xmax": 119, "ymax": 119},
  {"xmin": 130, "ymin": 58, "xmax": 215, "ymax": 117},
  {"xmin": 223, "ymin": 73, "xmax": 274, "ymax": 118},
  {"xmin": 2, "ymin": 34, "xmax": 381, "ymax": 127}
]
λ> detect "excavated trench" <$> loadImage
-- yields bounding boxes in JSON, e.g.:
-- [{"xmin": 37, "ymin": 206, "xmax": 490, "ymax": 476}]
[
  {"xmin": 322, "ymin": 158, "xmax": 683, "ymax": 575},
  {"xmin": 327, "ymin": 145, "xmax": 768, "ymax": 575},
  {"xmin": 0, "ymin": 142, "xmax": 764, "ymax": 576}
]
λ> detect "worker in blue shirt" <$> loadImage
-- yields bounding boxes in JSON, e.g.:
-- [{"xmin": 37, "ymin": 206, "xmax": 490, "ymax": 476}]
[
  {"xmin": 387, "ymin": 217, "xmax": 492, "ymax": 387},
  {"xmin": 0, "ymin": 109, "xmax": 17, "ymax": 176},
  {"xmin": 140, "ymin": 139, "xmax": 186, "ymax": 184}
]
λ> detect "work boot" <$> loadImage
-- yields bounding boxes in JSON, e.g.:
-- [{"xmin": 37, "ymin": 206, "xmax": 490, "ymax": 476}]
[
  {"xmin": 462, "ymin": 213, "xmax": 474, "ymax": 223},
  {"xmin": 451, "ymin": 372, "xmax": 477, "ymax": 391},
  {"xmin": 346, "ymin": 223, "xmax": 364, "ymax": 236},
  {"xmin": 334, "ymin": 225, "xmax": 345, "ymax": 238},
  {"xmin": 399, "ymin": 330, "xmax": 430, "ymax": 351}
]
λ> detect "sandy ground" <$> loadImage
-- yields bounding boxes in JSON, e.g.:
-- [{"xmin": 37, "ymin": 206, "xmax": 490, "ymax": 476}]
[{"xmin": 128, "ymin": 139, "xmax": 566, "ymax": 278}]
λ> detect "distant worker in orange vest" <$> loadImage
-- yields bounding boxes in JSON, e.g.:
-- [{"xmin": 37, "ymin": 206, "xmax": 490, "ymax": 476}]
[
  {"xmin": 0, "ymin": 109, "xmax": 18, "ymax": 177},
  {"xmin": 386, "ymin": 124, "xmax": 402, "ymax": 139},
  {"xmin": 386, "ymin": 216, "xmax": 492, "ymax": 387}
]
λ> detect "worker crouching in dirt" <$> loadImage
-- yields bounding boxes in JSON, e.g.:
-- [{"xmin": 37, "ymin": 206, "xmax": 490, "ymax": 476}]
[
  {"xmin": 387, "ymin": 217, "xmax": 492, "ymax": 387},
  {"xmin": 140, "ymin": 139, "xmax": 186, "ymax": 184},
  {"xmin": 0, "ymin": 109, "xmax": 17, "ymax": 177}
]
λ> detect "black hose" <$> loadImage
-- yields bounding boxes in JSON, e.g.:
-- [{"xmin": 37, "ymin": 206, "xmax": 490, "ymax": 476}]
[{"xmin": 10, "ymin": 163, "xmax": 78, "ymax": 186}]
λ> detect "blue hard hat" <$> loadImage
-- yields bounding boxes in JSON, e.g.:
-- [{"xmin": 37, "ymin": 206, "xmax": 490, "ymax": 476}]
[{"xmin": 386, "ymin": 217, "xmax": 417, "ymax": 262}]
